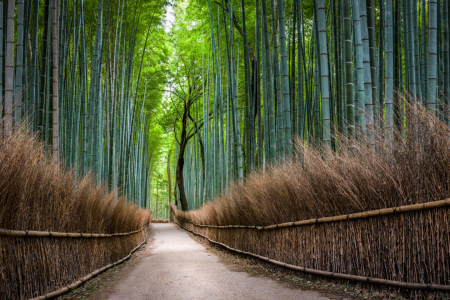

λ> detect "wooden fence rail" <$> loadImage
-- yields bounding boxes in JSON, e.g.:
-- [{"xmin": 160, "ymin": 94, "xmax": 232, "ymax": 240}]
[
  {"xmin": 0, "ymin": 222, "xmax": 149, "ymax": 238},
  {"xmin": 176, "ymin": 198, "xmax": 450, "ymax": 230}
]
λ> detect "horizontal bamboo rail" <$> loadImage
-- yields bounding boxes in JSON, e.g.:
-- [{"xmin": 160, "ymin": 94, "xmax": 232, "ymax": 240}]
[
  {"xmin": 178, "ymin": 198, "xmax": 450, "ymax": 230},
  {"xmin": 0, "ymin": 219, "xmax": 150, "ymax": 238},
  {"xmin": 28, "ymin": 227, "xmax": 150, "ymax": 300},
  {"xmin": 174, "ymin": 219, "xmax": 450, "ymax": 292}
]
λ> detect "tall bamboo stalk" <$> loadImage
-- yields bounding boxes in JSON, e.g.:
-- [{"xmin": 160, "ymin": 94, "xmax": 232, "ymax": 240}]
[
  {"xmin": 4, "ymin": 0, "xmax": 13, "ymax": 134},
  {"xmin": 343, "ymin": 0, "xmax": 354, "ymax": 139},
  {"xmin": 316, "ymin": 0, "xmax": 331, "ymax": 147},
  {"xmin": 429, "ymin": 0, "xmax": 438, "ymax": 114},
  {"xmin": 52, "ymin": 0, "xmax": 59, "ymax": 162},
  {"xmin": 385, "ymin": 0, "xmax": 394, "ymax": 142},
  {"xmin": 276, "ymin": 0, "xmax": 292, "ymax": 155}
]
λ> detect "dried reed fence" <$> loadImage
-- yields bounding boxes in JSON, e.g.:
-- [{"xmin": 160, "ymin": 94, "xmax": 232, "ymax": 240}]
[
  {"xmin": 0, "ymin": 128, "xmax": 152, "ymax": 299},
  {"xmin": 172, "ymin": 201, "xmax": 450, "ymax": 292},
  {"xmin": 29, "ymin": 234, "xmax": 148, "ymax": 300},
  {"xmin": 151, "ymin": 218, "xmax": 169, "ymax": 223},
  {"xmin": 173, "ymin": 102, "xmax": 450, "ymax": 297}
]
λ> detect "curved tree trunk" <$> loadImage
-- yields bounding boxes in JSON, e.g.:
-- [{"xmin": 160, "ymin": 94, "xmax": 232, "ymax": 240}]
[
  {"xmin": 198, "ymin": 133, "xmax": 205, "ymax": 202},
  {"xmin": 176, "ymin": 146, "xmax": 189, "ymax": 211},
  {"xmin": 176, "ymin": 100, "xmax": 191, "ymax": 211}
]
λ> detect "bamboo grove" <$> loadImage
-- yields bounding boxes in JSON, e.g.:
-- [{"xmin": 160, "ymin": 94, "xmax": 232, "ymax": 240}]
[
  {"xmin": 174, "ymin": 0, "xmax": 450, "ymax": 211},
  {"xmin": 0, "ymin": 0, "xmax": 168, "ymax": 208}
]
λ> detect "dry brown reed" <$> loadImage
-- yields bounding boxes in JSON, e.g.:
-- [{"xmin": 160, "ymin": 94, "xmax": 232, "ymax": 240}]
[
  {"xmin": 173, "ymin": 100, "xmax": 450, "ymax": 297},
  {"xmin": 0, "ymin": 128, "xmax": 151, "ymax": 300},
  {"xmin": 178, "ymin": 101, "xmax": 450, "ymax": 227},
  {"xmin": 151, "ymin": 218, "xmax": 170, "ymax": 223}
]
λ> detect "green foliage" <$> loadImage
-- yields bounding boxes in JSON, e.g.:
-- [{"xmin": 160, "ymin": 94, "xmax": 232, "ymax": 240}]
[{"xmin": 163, "ymin": 0, "xmax": 450, "ymax": 212}]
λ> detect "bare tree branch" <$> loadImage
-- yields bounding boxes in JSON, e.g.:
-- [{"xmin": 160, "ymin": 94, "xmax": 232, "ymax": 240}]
[{"xmin": 213, "ymin": 0, "xmax": 255, "ymax": 61}]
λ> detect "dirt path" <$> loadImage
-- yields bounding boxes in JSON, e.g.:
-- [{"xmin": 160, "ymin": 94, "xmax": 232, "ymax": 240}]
[{"xmin": 103, "ymin": 223, "xmax": 329, "ymax": 300}]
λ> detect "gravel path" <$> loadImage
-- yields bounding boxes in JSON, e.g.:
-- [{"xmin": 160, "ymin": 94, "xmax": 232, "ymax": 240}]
[{"xmin": 106, "ymin": 223, "xmax": 329, "ymax": 300}]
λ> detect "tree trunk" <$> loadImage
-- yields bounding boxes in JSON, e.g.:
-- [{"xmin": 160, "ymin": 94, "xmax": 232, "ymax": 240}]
[
  {"xmin": 156, "ymin": 183, "xmax": 158, "ymax": 219},
  {"xmin": 175, "ymin": 102, "xmax": 190, "ymax": 211},
  {"xmin": 176, "ymin": 147, "xmax": 189, "ymax": 211},
  {"xmin": 198, "ymin": 133, "xmax": 205, "ymax": 202},
  {"xmin": 167, "ymin": 151, "xmax": 172, "ymax": 203},
  {"xmin": 167, "ymin": 151, "xmax": 173, "ymax": 220}
]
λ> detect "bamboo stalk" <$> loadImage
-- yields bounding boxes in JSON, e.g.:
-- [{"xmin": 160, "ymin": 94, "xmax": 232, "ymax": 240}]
[
  {"xmin": 14, "ymin": 0, "xmax": 24, "ymax": 124},
  {"xmin": 4, "ymin": 0, "xmax": 14, "ymax": 134},
  {"xmin": 316, "ymin": 0, "xmax": 331, "ymax": 147},
  {"xmin": 385, "ymin": 0, "xmax": 394, "ymax": 143},
  {"xmin": 51, "ymin": 0, "xmax": 59, "ymax": 162},
  {"xmin": 429, "ymin": 0, "xmax": 438, "ymax": 114}
]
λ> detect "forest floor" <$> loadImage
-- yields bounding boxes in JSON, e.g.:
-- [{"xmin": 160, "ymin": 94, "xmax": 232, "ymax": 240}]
[{"xmin": 58, "ymin": 223, "xmax": 406, "ymax": 300}]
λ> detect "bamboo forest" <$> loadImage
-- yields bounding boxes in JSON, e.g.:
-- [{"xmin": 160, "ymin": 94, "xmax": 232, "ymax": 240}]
[{"xmin": 2, "ymin": 0, "xmax": 450, "ymax": 299}]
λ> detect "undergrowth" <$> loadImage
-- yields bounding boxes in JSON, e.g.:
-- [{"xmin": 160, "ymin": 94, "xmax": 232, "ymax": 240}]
[
  {"xmin": 0, "ymin": 127, "xmax": 150, "ymax": 234},
  {"xmin": 179, "ymin": 101, "xmax": 450, "ymax": 226}
]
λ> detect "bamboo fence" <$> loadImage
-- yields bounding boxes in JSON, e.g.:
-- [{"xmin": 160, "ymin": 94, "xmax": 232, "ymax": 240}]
[
  {"xmin": 171, "ymin": 200, "xmax": 450, "ymax": 293},
  {"xmin": 0, "ymin": 219, "xmax": 150, "ymax": 300},
  {"xmin": 29, "ymin": 236, "xmax": 148, "ymax": 300}
]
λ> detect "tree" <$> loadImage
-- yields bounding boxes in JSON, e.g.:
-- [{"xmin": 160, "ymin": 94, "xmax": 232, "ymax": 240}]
[{"xmin": 171, "ymin": 62, "xmax": 205, "ymax": 211}]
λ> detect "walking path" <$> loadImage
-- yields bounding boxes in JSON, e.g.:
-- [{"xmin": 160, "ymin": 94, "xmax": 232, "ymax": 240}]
[{"xmin": 105, "ymin": 223, "xmax": 329, "ymax": 300}]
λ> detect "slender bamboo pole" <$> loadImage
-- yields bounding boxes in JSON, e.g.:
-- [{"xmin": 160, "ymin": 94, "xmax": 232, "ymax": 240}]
[
  {"xmin": 316, "ymin": 0, "xmax": 331, "ymax": 147},
  {"xmin": 4, "ymin": 0, "xmax": 13, "ymax": 135},
  {"xmin": 14, "ymin": 0, "xmax": 24, "ymax": 124},
  {"xmin": 276, "ymin": 0, "xmax": 292, "ymax": 155},
  {"xmin": 385, "ymin": 0, "xmax": 394, "ymax": 143},
  {"xmin": 343, "ymin": 0, "xmax": 354, "ymax": 139},
  {"xmin": 52, "ymin": 0, "xmax": 59, "ymax": 162},
  {"xmin": 352, "ymin": 0, "xmax": 366, "ymax": 137},
  {"xmin": 261, "ymin": 0, "xmax": 276, "ymax": 164},
  {"xmin": 429, "ymin": 0, "xmax": 438, "ymax": 114}
]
